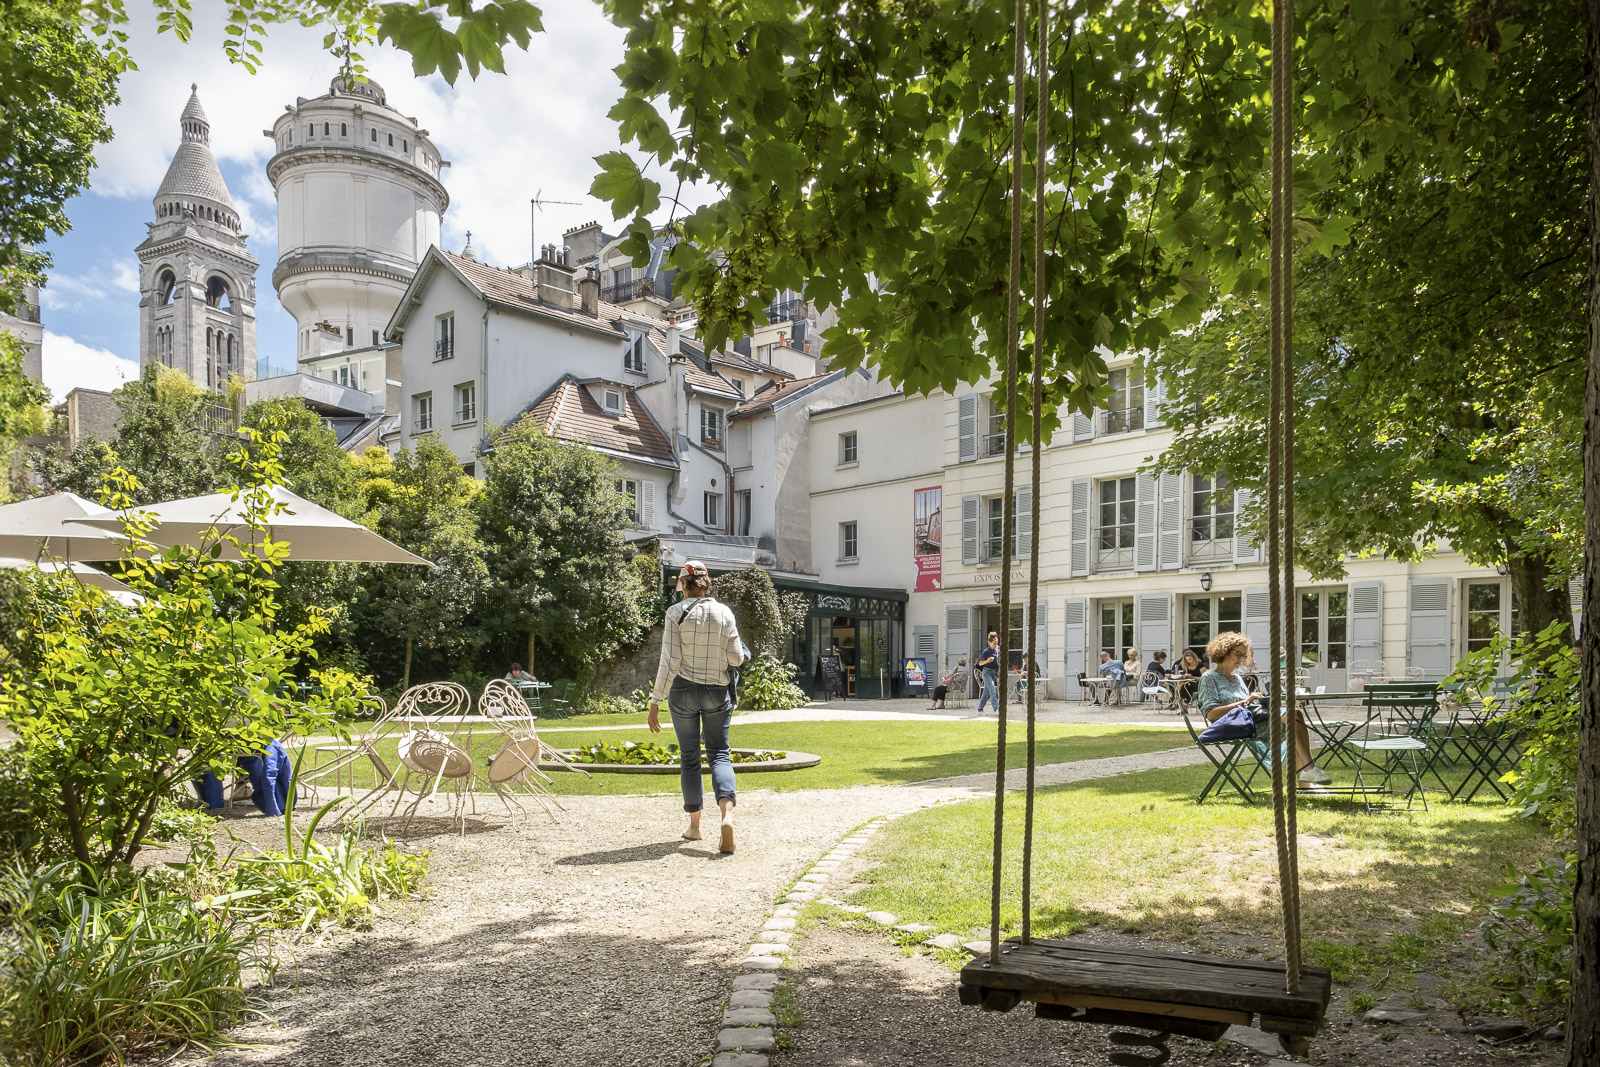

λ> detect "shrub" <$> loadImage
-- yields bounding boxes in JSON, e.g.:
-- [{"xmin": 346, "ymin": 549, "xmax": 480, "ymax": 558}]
[
  {"xmin": 215, "ymin": 800, "xmax": 428, "ymax": 934},
  {"xmin": 0, "ymin": 428, "xmax": 366, "ymax": 881},
  {"xmin": 714, "ymin": 566, "xmax": 808, "ymax": 659},
  {"xmin": 0, "ymin": 863, "xmax": 267, "ymax": 1067},
  {"xmin": 739, "ymin": 655, "xmax": 808, "ymax": 711},
  {"xmin": 1448, "ymin": 619, "xmax": 1577, "ymax": 1020}
]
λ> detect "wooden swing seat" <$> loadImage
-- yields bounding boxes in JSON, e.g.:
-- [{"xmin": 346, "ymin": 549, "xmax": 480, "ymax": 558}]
[{"xmin": 959, "ymin": 937, "xmax": 1331, "ymax": 1043}]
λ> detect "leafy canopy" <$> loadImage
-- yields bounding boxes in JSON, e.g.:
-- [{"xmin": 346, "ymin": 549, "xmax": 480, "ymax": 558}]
[{"xmin": 0, "ymin": 425, "xmax": 365, "ymax": 882}]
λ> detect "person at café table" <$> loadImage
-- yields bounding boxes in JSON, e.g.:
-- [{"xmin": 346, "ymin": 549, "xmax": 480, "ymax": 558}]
[
  {"xmin": 1198, "ymin": 631, "xmax": 1330, "ymax": 789},
  {"xmin": 506, "ymin": 662, "xmax": 534, "ymax": 683}
]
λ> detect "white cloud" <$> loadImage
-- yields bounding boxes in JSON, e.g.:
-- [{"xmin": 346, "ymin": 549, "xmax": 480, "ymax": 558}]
[
  {"xmin": 39, "ymin": 262, "xmax": 141, "ymax": 312},
  {"xmin": 41, "ymin": 332, "xmax": 138, "ymax": 402}
]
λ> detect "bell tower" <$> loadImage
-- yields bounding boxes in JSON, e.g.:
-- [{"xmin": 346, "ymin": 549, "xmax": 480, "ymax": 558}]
[{"xmin": 136, "ymin": 85, "xmax": 258, "ymax": 391}]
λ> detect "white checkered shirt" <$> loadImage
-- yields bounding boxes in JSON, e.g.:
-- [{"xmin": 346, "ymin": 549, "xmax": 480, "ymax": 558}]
[{"xmin": 651, "ymin": 596, "xmax": 747, "ymax": 702}]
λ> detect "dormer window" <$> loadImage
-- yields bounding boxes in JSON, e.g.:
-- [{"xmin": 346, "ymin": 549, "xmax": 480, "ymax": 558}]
[
  {"xmin": 624, "ymin": 334, "xmax": 646, "ymax": 374},
  {"xmin": 603, "ymin": 388, "xmax": 623, "ymax": 414}
]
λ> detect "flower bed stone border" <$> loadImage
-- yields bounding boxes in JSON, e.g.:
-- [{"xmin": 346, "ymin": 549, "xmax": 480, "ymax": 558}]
[{"xmin": 542, "ymin": 749, "xmax": 822, "ymax": 774}]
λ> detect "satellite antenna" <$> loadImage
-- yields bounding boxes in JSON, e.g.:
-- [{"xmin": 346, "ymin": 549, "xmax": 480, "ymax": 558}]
[{"xmin": 531, "ymin": 188, "xmax": 582, "ymax": 262}]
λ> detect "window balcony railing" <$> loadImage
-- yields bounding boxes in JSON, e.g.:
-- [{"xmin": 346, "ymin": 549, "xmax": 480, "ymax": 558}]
[
  {"xmin": 1099, "ymin": 406, "xmax": 1146, "ymax": 436},
  {"xmin": 983, "ymin": 431, "xmax": 1007, "ymax": 457},
  {"xmin": 765, "ymin": 295, "xmax": 807, "ymax": 322},
  {"xmin": 602, "ymin": 277, "xmax": 656, "ymax": 303},
  {"xmin": 434, "ymin": 338, "xmax": 454, "ymax": 361},
  {"xmin": 701, "ymin": 432, "xmax": 723, "ymax": 450}
]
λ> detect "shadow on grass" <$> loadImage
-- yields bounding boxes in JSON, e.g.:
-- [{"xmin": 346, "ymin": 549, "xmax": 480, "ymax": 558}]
[{"xmin": 846, "ymin": 762, "xmax": 1554, "ymax": 992}]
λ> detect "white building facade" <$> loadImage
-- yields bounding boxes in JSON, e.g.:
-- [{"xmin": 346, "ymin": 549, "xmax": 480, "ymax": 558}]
[{"xmin": 807, "ymin": 355, "xmax": 1550, "ymax": 700}]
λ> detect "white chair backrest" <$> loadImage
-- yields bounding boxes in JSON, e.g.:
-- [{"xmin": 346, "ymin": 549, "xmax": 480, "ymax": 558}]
[
  {"xmin": 1315, "ymin": 685, "xmax": 1326, "ymax": 694},
  {"xmin": 396, "ymin": 681, "xmax": 472, "ymax": 725}
]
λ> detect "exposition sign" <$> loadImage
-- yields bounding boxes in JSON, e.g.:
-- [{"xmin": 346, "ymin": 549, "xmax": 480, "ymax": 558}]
[{"xmin": 913, "ymin": 486, "xmax": 942, "ymax": 592}]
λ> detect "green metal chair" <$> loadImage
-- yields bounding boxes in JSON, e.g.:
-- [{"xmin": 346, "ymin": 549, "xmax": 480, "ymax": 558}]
[{"xmin": 1180, "ymin": 705, "xmax": 1264, "ymax": 805}]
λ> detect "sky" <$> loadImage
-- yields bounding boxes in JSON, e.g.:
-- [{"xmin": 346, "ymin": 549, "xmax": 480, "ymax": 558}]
[{"xmin": 37, "ymin": 3, "xmax": 698, "ymax": 403}]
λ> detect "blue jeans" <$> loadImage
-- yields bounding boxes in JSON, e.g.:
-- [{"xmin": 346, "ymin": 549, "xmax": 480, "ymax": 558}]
[
  {"xmin": 668, "ymin": 678, "xmax": 737, "ymax": 813},
  {"xmin": 976, "ymin": 669, "xmax": 999, "ymax": 713}
]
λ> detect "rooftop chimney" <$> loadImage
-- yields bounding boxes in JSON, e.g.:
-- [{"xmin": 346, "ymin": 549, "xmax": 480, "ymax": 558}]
[
  {"xmin": 578, "ymin": 267, "xmax": 599, "ymax": 317},
  {"xmin": 664, "ymin": 321, "xmax": 681, "ymax": 358}
]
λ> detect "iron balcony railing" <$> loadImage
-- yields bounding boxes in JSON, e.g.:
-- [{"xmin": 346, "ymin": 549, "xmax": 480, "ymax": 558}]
[
  {"xmin": 1099, "ymin": 406, "xmax": 1146, "ymax": 435},
  {"xmin": 434, "ymin": 338, "xmax": 454, "ymax": 361},
  {"xmin": 765, "ymin": 295, "xmax": 807, "ymax": 322}
]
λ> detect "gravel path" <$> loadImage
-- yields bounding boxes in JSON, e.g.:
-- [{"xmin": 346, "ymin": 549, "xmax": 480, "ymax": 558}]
[
  {"xmin": 167, "ymin": 747, "xmax": 1203, "ymax": 1067},
  {"xmin": 181, "ymin": 784, "xmax": 970, "ymax": 1067}
]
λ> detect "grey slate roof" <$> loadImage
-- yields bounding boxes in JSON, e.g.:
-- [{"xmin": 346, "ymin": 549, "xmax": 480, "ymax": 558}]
[{"xmin": 156, "ymin": 87, "xmax": 234, "ymax": 207}]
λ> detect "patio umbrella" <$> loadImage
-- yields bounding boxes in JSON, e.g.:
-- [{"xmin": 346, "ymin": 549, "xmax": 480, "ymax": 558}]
[
  {"xmin": 0, "ymin": 492, "xmax": 128, "ymax": 562},
  {"xmin": 68, "ymin": 485, "xmax": 432, "ymax": 567},
  {"xmin": 0, "ymin": 557, "xmax": 136, "ymax": 595}
]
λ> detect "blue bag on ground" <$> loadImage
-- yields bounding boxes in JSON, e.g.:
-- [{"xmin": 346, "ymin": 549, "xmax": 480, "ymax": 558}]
[{"xmin": 1198, "ymin": 705, "xmax": 1258, "ymax": 742}]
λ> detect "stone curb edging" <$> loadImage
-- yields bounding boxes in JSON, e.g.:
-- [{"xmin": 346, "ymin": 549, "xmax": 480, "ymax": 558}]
[{"xmin": 710, "ymin": 808, "xmax": 942, "ymax": 1067}]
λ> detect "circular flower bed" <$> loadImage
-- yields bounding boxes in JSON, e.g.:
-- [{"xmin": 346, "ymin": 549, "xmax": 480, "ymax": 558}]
[{"xmin": 573, "ymin": 740, "xmax": 787, "ymax": 765}]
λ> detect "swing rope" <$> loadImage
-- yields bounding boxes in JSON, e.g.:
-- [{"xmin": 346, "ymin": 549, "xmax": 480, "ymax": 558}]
[
  {"xmin": 987, "ymin": 0, "xmax": 1029, "ymax": 968},
  {"xmin": 1268, "ymin": 0, "xmax": 1305, "ymax": 992},
  {"xmin": 989, "ymin": 0, "xmax": 1306, "ymax": 1006},
  {"xmin": 1020, "ymin": 0, "xmax": 1049, "ymax": 948}
]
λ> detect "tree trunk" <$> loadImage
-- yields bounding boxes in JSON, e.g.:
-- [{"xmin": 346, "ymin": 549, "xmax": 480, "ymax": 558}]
[
  {"xmin": 527, "ymin": 632, "xmax": 536, "ymax": 676},
  {"xmin": 1573, "ymin": 4, "xmax": 1600, "ymax": 1064},
  {"xmin": 402, "ymin": 636, "xmax": 413, "ymax": 691},
  {"xmin": 1508, "ymin": 551, "xmax": 1574, "ymax": 640}
]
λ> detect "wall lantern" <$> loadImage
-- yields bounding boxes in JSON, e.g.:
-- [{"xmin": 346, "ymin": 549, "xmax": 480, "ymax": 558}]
[
  {"xmin": 1495, "ymin": 562, "xmax": 1510, "ymax": 576},
  {"xmin": 1200, "ymin": 572, "xmax": 1213, "ymax": 592},
  {"xmin": 993, "ymin": 589, "xmax": 1003, "ymax": 604}
]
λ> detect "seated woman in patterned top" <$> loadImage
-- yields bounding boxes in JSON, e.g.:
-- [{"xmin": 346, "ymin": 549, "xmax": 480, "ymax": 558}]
[{"xmin": 1198, "ymin": 631, "xmax": 1331, "ymax": 789}]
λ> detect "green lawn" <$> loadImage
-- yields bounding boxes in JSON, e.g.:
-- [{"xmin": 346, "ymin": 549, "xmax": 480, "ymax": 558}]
[
  {"xmin": 844, "ymin": 763, "xmax": 1555, "ymax": 994},
  {"xmin": 301, "ymin": 721, "xmax": 1185, "ymax": 796}
]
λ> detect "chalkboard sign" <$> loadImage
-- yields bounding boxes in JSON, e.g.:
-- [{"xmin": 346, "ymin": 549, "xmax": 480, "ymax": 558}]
[{"xmin": 817, "ymin": 655, "xmax": 846, "ymax": 700}]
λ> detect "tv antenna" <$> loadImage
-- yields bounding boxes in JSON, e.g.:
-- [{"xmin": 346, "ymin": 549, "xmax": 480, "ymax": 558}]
[{"xmin": 531, "ymin": 189, "xmax": 582, "ymax": 262}]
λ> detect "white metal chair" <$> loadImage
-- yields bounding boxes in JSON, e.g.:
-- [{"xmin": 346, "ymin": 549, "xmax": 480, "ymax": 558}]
[
  {"xmin": 359, "ymin": 682, "xmax": 479, "ymax": 833},
  {"xmin": 299, "ymin": 695, "xmax": 403, "ymax": 811},
  {"xmin": 1141, "ymin": 670, "xmax": 1176, "ymax": 711},
  {"xmin": 477, "ymin": 679, "xmax": 591, "ymax": 820}
]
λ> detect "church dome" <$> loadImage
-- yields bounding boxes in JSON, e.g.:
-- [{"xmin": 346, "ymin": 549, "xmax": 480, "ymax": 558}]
[{"xmin": 155, "ymin": 85, "xmax": 234, "ymax": 208}]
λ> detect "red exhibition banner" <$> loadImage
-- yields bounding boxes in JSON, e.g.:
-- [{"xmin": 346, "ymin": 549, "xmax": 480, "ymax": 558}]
[{"xmin": 913, "ymin": 486, "xmax": 942, "ymax": 592}]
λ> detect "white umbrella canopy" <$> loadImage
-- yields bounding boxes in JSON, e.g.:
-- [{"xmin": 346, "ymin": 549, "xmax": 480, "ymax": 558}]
[
  {"xmin": 68, "ymin": 485, "xmax": 432, "ymax": 567},
  {"xmin": 0, "ymin": 492, "xmax": 128, "ymax": 562},
  {"xmin": 0, "ymin": 557, "xmax": 136, "ymax": 594}
]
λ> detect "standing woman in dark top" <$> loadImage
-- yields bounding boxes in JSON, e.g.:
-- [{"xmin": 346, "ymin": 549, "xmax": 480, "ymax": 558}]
[{"xmin": 975, "ymin": 632, "xmax": 1000, "ymax": 715}]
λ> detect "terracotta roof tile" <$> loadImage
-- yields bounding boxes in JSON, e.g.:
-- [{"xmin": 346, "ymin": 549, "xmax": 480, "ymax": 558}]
[
  {"xmin": 518, "ymin": 376, "xmax": 676, "ymax": 467},
  {"xmin": 731, "ymin": 372, "xmax": 837, "ymax": 417},
  {"xmin": 443, "ymin": 251, "xmax": 667, "ymax": 344},
  {"xmin": 682, "ymin": 364, "xmax": 743, "ymax": 400}
]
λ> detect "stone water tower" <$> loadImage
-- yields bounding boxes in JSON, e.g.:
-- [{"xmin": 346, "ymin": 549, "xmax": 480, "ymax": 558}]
[{"xmin": 265, "ymin": 74, "xmax": 448, "ymax": 360}]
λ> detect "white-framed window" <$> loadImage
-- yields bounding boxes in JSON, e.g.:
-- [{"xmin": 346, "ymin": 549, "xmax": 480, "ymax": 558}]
[
  {"xmin": 704, "ymin": 491, "xmax": 723, "ymax": 528},
  {"xmin": 1185, "ymin": 595, "xmax": 1242, "ymax": 661},
  {"xmin": 624, "ymin": 333, "xmax": 647, "ymax": 373},
  {"xmin": 1189, "ymin": 473, "xmax": 1234, "ymax": 564},
  {"xmin": 1100, "ymin": 368, "xmax": 1146, "ymax": 435},
  {"xmin": 454, "ymin": 382, "xmax": 476, "ymax": 424},
  {"xmin": 839, "ymin": 431, "xmax": 858, "ymax": 466},
  {"xmin": 984, "ymin": 395, "xmax": 1006, "ymax": 456},
  {"xmin": 701, "ymin": 406, "xmax": 723, "ymax": 448},
  {"xmin": 334, "ymin": 365, "xmax": 352, "ymax": 387},
  {"xmin": 735, "ymin": 489, "xmax": 751, "ymax": 536},
  {"xmin": 412, "ymin": 393, "xmax": 433, "ymax": 434},
  {"xmin": 732, "ymin": 378, "xmax": 745, "ymax": 396},
  {"xmin": 1465, "ymin": 580, "xmax": 1513, "ymax": 654},
  {"xmin": 840, "ymin": 521, "xmax": 859, "ymax": 561},
  {"xmin": 1096, "ymin": 476, "xmax": 1137, "ymax": 569},
  {"xmin": 602, "ymin": 388, "xmax": 623, "ymax": 414},
  {"xmin": 435, "ymin": 314, "xmax": 455, "ymax": 361},
  {"xmin": 616, "ymin": 478, "xmax": 639, "ymax": 522},
  {"xmin": 1100, "ymin": 599, "xmax": 1136, "ymax": 659}
]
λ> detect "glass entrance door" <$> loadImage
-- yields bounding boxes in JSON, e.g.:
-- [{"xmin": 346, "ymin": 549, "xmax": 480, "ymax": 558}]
[
  {"xmin": 1184, "ymin": 594, "xmax": 1241, "ymax": 662},
  {"xmin": 857, "ymin": 618, "xmax": 889, "ymax": 698},
  {"xmin": 1298, "ymin": 589, "xmax": 1349, "ymax": 691}
]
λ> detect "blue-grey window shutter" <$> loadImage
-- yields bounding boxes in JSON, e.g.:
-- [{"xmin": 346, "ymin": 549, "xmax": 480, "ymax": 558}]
[
  {"xmin": 1069, "ymin": 478, "xmax": 1091, "ymax": 577},
  {"xmin": 961, "ymin": 495, "xmax": 981, "ymax": 564},
  {"xmin": 957, "ymin": 395, "xmax": 979, "ymax": 463}
]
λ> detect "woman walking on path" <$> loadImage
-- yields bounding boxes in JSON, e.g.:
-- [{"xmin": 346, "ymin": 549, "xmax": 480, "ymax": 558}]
[
  {"xmin": 975, "ymin": 632, "xmax": 1000, "ymax": 715},
  {"xmin": 648, "ymin": 561, "xmax": 750, "ymax": 853}
]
